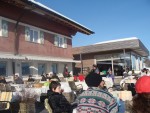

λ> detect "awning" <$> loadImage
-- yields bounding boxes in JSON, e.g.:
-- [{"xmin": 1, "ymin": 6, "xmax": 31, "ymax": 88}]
[
  {"xmin": 0, "ymin": 53, "xmax": 81, "ymax": 63},
  {"xmin": 0, "ymin": 54, "xmax": 25, "ymax": 60},
  {"xmin": 26, "ymin": 55, "xmax": 81, "ymax": 63}
]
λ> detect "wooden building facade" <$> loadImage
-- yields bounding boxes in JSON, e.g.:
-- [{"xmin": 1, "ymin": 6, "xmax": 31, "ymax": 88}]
[
  {"xmin": 73, "ymin": 37, "xmax": 149, "ymax": 76},
  {"xmin": 0, "ymin": 0, "xmax": 93, "ymax": 79}
]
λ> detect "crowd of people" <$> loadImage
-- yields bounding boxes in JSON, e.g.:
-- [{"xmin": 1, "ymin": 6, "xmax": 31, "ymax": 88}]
[
  {"xmin": 0, "ymin": 64, "xmax": 150, "ymax": 113},
  {"xmin": 45, "ymin": 64, "xmax": 150, "ymax": 113}
]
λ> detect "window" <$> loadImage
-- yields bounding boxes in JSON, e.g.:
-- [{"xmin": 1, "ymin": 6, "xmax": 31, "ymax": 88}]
[
  {"xmin": 131, "ymin": 55, "xmax": 136, "ymax": 70},
  {"xmin": 51, "ymin": 63, "xmax": 58, "ymax": 74},
  {"xmin": 64, "ymin": 37, "xmax": 67, "ymax": 48},
  {"xmin": 22, "ymin": 63, "xmax": 30, "ymax": 76},
  {"xmin": 40, "ymin": 31, "xmax": 44, "ymax": 44},
  {"xmin": 54, "ymin": 35, "xmax": 67, "ymax": 48},
  {"xmin": 25, "ymin": 26, "xmax": 44, "ymax": 44},
  {"xmin": 0, "ymin": 19, "xmax": 8, "ymax": 37},
  {"xmin": 38, "ymin": 64, "xmax": 46, "ymax": 75},
  {"xmin": 0, "ymin": 62, "xmax": 7, "ymax": 76},
  {"xmin": 59, "ymin": 37, "xmax": 63, "ymax": 47},
  {"xmin": 54, "ymin": 35, "xmax": 59, "ymax": 46}
]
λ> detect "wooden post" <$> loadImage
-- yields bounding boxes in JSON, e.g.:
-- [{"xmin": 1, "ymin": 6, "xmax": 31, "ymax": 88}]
[
  {"xmin": 80, "ymin": 53, "xmax": 83, "ymax": 74},
  {"xmin": 111, "ymin": 57, "xmax": 114, "ymax": 75},
  {"xmin": 123, "ymin": 49, "xmax": 126, "ymax": 72}
]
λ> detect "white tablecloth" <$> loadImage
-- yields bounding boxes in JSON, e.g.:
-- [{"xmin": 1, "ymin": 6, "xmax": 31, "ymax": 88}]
[
  {"xmin": 75, "ymin": 81, "xmax": 88, "ymax": 90},
  {"xmin": 12, "ymin": 87, "xmax": 49, "ymax": 102},
  {"xmin": 11, "ymin": 82, "xmax": 72, "ymax": 102},
  {"xmin": 103, "ymin": 77, "xmax": 113, "ymax": 88},
  {"xmin": 60, "ymin": 82, "xmax": 72, "ymax": 92}
]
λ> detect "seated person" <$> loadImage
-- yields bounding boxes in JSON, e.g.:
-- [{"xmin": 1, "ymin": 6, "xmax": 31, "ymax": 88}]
[
  {"xmin": 47, "ymin": 81, "xmax": 74, "ymax": 113},
  {"xmin": 63, "ymin": 64, "xmax": 70, "ymax": 78},
  {"xmin": 127, "ymin": 83, "xmax": 136, "ymax": 96},
  {"xmin": 99, "ymin": 80, "xmax": 107, "ymax": 91},
  {"xmin": 46, "ymin": 73, "xmax": 52, "ymax": 80},
  {"xmin": 51, "ymin": 73, "xmax": 61, "ymax": 82},
  {"xmin": 28, "ymin": 75, "xmax": 35, "ymax": 82},
  {"xmin": 0, "ymin": 76, "xmax": 7, "ymax": 84},
  {"xmin": 14, "ymin": 75, "xmax": 24, "ymax": 84},
  {"xmin": 76, "ymin": 72, "xmax": 118, "ymax": 113},
  {"xmin": 41, "ymin": 74, "xmax": 47, "ymax": 81}
]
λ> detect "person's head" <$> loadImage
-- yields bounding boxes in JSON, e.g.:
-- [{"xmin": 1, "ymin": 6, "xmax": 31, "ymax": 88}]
[
  {"xmin": 28, "ymin": 75, "xmax": 32, "ymax": 78},
  {"xmin": 131, "ymin": 76, "xmax": 150, "ymax": 113},
  {"xmin": 85, "ymin": 72, "xmax": 102, "ymax": 87},
  {"xmin": 49, "ymin": 81, "xmax": 61, "ymax": 94},
  {"xmin": 14, "ymin": 75, "xmax": 19, "ymax": 79},
  {"xmin": 135, "ymin": 76, "xmax": 150, "ymax": 93},
  {"xmin": 41, "ymin": 74, "xmax": 45, "ymax": 77},
  {"xmin": 46, "ymin": 74, "xmax": 49, "ymax": 77},
  {"xmin": 64, "ymin": 64, "xmax": 68, "ymax": 69},
  {"xmin": 109, "ymin": 71, "xmax": 112, "ymax": 74},
  {"xmin": 100, "ymin": 80, "xmax": 105, "ymax": 88},
  {"xmin": 92, "ymin": 64, "xmax": 97, "ymax": 70}
]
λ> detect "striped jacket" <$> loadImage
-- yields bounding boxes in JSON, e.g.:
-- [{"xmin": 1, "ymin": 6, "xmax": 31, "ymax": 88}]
[{"xmin": 76, "ymin": 87, "xmax": 118, "ymax": 113}]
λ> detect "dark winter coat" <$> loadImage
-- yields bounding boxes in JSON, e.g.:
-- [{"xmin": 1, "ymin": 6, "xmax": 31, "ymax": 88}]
[{"xmin": 47, "ymin": 90, "xmax": 73, "ymax": 113}]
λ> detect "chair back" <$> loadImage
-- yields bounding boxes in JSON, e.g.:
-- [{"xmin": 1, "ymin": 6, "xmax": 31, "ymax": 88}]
[
  {"xmin": 68, "ymin": 81, "xmax": 77, "ymax": 90},
  {"xmin": 0, "ymin": 92, "xmax": 12, "ymax": 102},
  {"xmin": 44, "ymin": 98, "xmax": 52, "ymax": 113},
  {"xmin": 0, "ymin": 92, "xmax": 12, "ymax": 110},
  {"xmin": 120, "ymin": 91, "xmax": 132, "ymax": 101}
]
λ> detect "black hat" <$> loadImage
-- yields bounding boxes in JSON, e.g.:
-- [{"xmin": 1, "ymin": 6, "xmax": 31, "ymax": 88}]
[{"xmin": 85, "ymin": 72, "xmax": 102, "ymax": 87}]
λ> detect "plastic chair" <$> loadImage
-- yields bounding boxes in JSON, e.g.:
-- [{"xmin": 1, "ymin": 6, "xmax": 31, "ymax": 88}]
[
  {"xmin": 0, "ymin": 92, "xmax": 12, "ymax": 113},
  {"xmin": 68, "ymin": 81, "xmax": 83, "ymax": 95},
  {"xmin": 44, "ymin": 98, "xmax": 52, "ymax": 113}
]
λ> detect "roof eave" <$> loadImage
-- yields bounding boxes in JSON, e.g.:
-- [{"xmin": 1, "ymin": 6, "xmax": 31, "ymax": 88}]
[{"xmin": 23, "ymin": 0, "xmax": 94, "ymax": 35}]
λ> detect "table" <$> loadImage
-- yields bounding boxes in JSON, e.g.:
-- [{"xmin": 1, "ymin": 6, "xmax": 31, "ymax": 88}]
[
  {"xmin": 75, "ymin": 81, "xmax": 88, "ymax": 90},
  {"xmin": 103, "ymin": 77, "xmax": 114, "ymax": 88},
  {"xmin": 110, "ymin": 91, "xmax": 132, "ymax": 101}
]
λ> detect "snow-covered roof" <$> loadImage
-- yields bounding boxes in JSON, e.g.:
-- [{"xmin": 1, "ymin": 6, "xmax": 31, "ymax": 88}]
[
  {"xmin": 72, "ymin": 37, "xmax": 149, "ymax": 57},
  {"xmin": 94, "ymin": 37, "xmax": 138, "ymax": 45},
  {"xmin": 27, "ymin": 0, "xmax": 94, "ymax": 35}
]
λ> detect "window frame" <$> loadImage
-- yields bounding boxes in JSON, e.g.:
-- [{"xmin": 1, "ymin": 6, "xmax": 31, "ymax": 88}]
[
  {"xmin": 25, "ymin": 26, "xmax": 44, "ymax": 44},
  {"xmin": 38, "ymin": 63, "xmax": 46, "ymax": 75},
  {"xmin": 63, "ymin": 37, "xmax": 67, "ymax": 48},
  {"xmin": 54, "ymin": 35, "xmax": 67, "ymax": 48},
  {"xmin": 21, "ymin": 62, "xmax": 31, "ymax": 76},
  {"xmin": 0, "ymin": 18, "xmax": 8, "ymax": 37},
  {"xmin": 29, "ymin": 28, "xmax": 39, "ymax": 43},
  {"xmin": 0, "ymin": 61, "xmax": 7, "ymax": 76},
  {"xmin": 51, "ymin": 63, "xmax": 58, "ymax": 74}
]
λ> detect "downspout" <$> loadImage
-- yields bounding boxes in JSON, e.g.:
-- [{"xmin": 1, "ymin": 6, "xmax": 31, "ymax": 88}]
[
  {"xmin": 14, "ymin": 11, "xmax": 27, "ymax": 55},
  {"xmin": 14, "ymin": 7, "xmax": 35, "ymax": 55},
  {"xmin": 123, "ymin": 49, "xmax": 126, "ymax": 72},
  {"xmin": 13, "ymin": 5, "xmax": 35, "ymax": 79}
]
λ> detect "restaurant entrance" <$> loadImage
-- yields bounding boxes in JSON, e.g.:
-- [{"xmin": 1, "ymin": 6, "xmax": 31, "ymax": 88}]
[{"xmin": 97, "ymin": 60, "xmax": 124, "ymax": 76}]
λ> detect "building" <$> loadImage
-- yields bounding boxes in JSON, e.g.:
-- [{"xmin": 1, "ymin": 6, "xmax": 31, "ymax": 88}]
[
  {"xmin": 73, "ymin": 37, "xmax": 149, "ymax": 76},
  {"xmin": 0, "ymin": 0, "xmax": 93, "ymax": 79}
]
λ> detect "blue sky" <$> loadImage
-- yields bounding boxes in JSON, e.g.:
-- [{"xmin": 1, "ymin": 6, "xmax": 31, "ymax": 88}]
[{"xmin": 36, "ymin": 0, "xmax": 150, "ymax": 52}]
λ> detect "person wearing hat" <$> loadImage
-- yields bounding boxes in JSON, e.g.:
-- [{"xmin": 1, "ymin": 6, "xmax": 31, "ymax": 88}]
[
  {"xmin": 128, "ymin": 76, "xmax": 150, "ymax": 113},
  {"xmin": 76, "ymin": 72, "xmax": 118, "ymax": 113}
]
